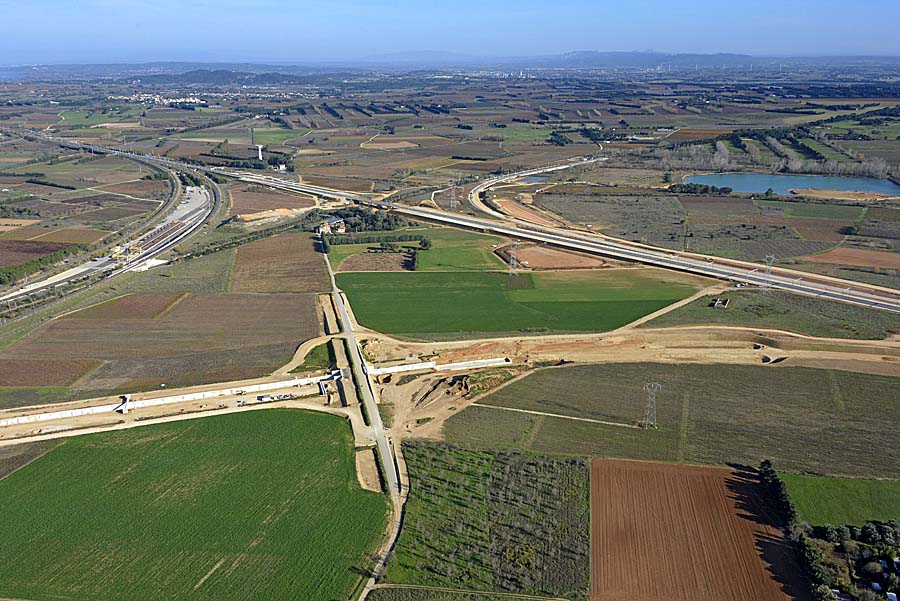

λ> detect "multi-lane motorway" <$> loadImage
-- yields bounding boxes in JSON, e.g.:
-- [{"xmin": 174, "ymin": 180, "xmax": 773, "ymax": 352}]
[
  {"xmin": 29, "ymin": 132, "xmax": 900, "ymax": 313},
  {"xmin": 228, "ymin": 168, "xmax": 900, "ymax": 314}
]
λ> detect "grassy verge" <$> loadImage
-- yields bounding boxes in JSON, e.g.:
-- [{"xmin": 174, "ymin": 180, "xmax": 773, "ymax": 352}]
[{"xmin": 290, "ymin": 340, "xmax": 334, "ymax": 373}]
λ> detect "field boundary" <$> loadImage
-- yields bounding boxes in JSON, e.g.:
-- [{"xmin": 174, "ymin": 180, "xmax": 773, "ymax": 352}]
[
  {"xmin": 371, "ymin": 583, "xmax": 569, "ymax": 600},
  {"xmin": 471, "ymin": 402, "xmax": 638, "ymax": 429}
]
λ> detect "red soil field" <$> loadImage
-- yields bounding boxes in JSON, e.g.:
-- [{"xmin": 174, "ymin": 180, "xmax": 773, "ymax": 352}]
[
  {"xmin": 0, "ymin": 358, "xmax": 100, "ymax": 387},
  {"xmin": 515, "ymin": 245, "xmax": 611, "ymax": 269},
  {"xmin": 591, "ymin": 459, "xmax": 805, "ymax": 601},
  {"xmin": 801, "ymin": 247, "xmax": 900, "ymax": 269},
  {"xmin": 29, "ymin": 228, "xmax": 109, "ymax": 244},
  {"xmin": 230, "ymin": 233, "xmax": 330, "ymax": 293}
]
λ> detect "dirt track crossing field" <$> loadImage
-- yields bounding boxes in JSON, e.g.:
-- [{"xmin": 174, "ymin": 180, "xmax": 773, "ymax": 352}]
[{"xmin": 590, "ymin": 459, "xmax": 805, "ymax": 601}]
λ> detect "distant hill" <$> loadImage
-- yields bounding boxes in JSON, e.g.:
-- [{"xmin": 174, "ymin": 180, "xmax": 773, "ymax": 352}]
[{"xmin": 2, "ymin": 52, "xmax": 899, "ymax": 81}]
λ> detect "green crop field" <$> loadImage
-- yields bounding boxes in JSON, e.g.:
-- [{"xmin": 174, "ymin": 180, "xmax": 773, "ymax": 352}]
[
  {"xmin": 337, "ymin": 269, "xmax": 701, "ymax": 338},
  {"xmin": 329, "ymin": 227, "xmax": 505, "ymax": 272},
  {"xmin": 0, "ymin": 386, "xmax": 68, "ymax": 409},
  {"xmin": 756, "ymin": 200, "xmax": 865, "ymax": 220},
  {"xmin": 252, "ymin": 128, "xmax": 310, "ymax": 145},
  {"xmin": 782, "ymin": 473, "xmax": 900, "ymax": 526},
  {"xmin": 444, "ymin": 363, "xmax": 900, "ymax": 479},
  {"xmin": 415, "ymin": 228, "xmax": 506, "ymax": 272},
  {"xmin": 0, "ymin": 410, "xmax": 388, "ymax": 601},
  {"xmin": 386, "ymin": 441, "xmax": 589, "ymax": 599},
  {"xmin": 644, "ymin": 289, "xmax": 900, "ymax": 339}
]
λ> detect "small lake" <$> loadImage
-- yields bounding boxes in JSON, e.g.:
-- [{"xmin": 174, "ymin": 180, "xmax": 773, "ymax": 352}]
[
  {"xmin": 519, "ymin": 176, "xmax": 549, "ymax": 183},
  {"xmin": 684, "ymin": 173, "xmax": 900, "ymax": 196}
]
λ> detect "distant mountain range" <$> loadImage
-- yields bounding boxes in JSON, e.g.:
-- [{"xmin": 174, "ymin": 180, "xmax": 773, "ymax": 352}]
[{"xmin": 1, "ymin": 51, "xmax": 899, "ymax": 81}]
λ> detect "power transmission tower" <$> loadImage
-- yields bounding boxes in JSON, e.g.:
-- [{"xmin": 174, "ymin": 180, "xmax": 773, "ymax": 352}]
[
  {"xmin": 508, "ymin": 240, "xmax": 519, "ymax": 282},
  {"xmin": 640, "ymin": 383, "xmax": 661, "ymax": 428},
  {"xmin": 449, "ymin": 183, "xmax": 458, "ymax": 211},
  {"xmin": 762, "ymin": 254, "xmax": 776, "ymax": 293}
]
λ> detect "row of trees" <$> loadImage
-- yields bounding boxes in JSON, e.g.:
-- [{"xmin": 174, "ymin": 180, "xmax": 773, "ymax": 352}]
[
  {"xmin": 0, "ymin": 244, "xmax": 86, "ymax": 286},
  {"xmin": 666, "ymin": 183, "xmax": 733, "ymax": 195}
]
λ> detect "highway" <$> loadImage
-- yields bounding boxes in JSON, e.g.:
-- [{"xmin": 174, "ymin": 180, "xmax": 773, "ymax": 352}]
[
  {"xmin": 16, "ymin": 132, "xmax": 900, "ymax": 313},
  {"xmin": 226, "ymin": 168, "xmax": 900, "ymax": 314}
]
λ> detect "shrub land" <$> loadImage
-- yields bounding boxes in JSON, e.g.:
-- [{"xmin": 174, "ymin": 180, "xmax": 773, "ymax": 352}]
[
  {"xmin": 0, "ymin": 410, "xmax": 389, "ymax": 601},
  {"xmin": 337, "ymin": 269, "xmax": 702, "ymax": 339},
  {"xmin": 444, "ymin": 363, "xmax": 900, "ymax": 479},
  {"xmin": 387, "ymin": 441, "xmax": 589, "ymax": 599},
  {"xmin": 644, "ymin": 288, "xmax": 900, "ymax": 340}
]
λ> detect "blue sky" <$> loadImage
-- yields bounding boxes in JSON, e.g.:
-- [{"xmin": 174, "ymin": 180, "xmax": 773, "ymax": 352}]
[{"xmin": 0, "ymin": 0, "xmax": 898, "ymax": 64}]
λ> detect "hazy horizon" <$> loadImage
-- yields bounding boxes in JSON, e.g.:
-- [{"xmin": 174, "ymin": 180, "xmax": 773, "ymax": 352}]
[{"xmin": 1, "ymin": 0, "xmax": 898, "ymax": 65}]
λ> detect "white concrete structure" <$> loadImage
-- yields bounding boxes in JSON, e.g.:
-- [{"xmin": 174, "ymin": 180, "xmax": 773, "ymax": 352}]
[{"xmin": 0, "ymin": 375, "xmax": 332, "ymax": 428}]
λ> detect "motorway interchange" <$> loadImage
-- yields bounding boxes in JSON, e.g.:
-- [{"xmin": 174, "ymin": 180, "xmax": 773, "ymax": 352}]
[{"xmin": 18, "ymin": 131, "xmax": 900, "ymax": 313}]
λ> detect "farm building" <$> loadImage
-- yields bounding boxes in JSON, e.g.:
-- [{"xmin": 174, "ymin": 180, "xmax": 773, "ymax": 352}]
[{"xmin": 316, "ymin": 217, "xmax": 346, "ymax": 235}]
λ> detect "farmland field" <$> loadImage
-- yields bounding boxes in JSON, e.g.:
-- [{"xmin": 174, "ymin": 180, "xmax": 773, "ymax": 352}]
[
  {"xmin": 230, "ymin": 233, "xmax": 330, "ymax": 293},
  {"xmin": 337, "ymin": 269, "xmax": 704, "ymax": 339},
  {"xmin": 444, "ymin": 363, "xmax": 900, "ymax": 478},
  {"xmin": 0, "ymin": 410, "xmax": 389, "ymax": 601},
  {"xmin": 387, "ymin": 441, "xmax": 589, "ymax": 599},
  {"xmin": 590, "ymin": 460, "xmax": 802, "ymax": 601},
  {"xmin": 228, "ymin": 186, "xmax": 315, "ymax": 216},
  {"xmin": 781, "ymin": 473, "xmax": 900, "ymax": 526},
  {"xmin": 0, "ymin": 292, "xmax": 321, "ymax": 400},
  {"xmin": 644, "ymin": 289, "xmax": 900, "ymax": 339},
  {"xmin": 327, "ymin": 227, "xmax": 505, "ymax": 272},
  {"xmin": 252, "ymin": 127, "xmax": 309, "ymax": 145},
  {"xmin": 0, "ymin": 239, "xmax": 72, "ymax": 267}
]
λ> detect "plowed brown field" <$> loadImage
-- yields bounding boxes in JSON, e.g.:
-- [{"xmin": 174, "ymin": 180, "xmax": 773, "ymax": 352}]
[
  {"xmin": 590, "ymin": 459, "xmax": 806, "ymax": 601},
  {"xmin": 801, "ymin": 247, "xmax": 900, "ymax": 269}
]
